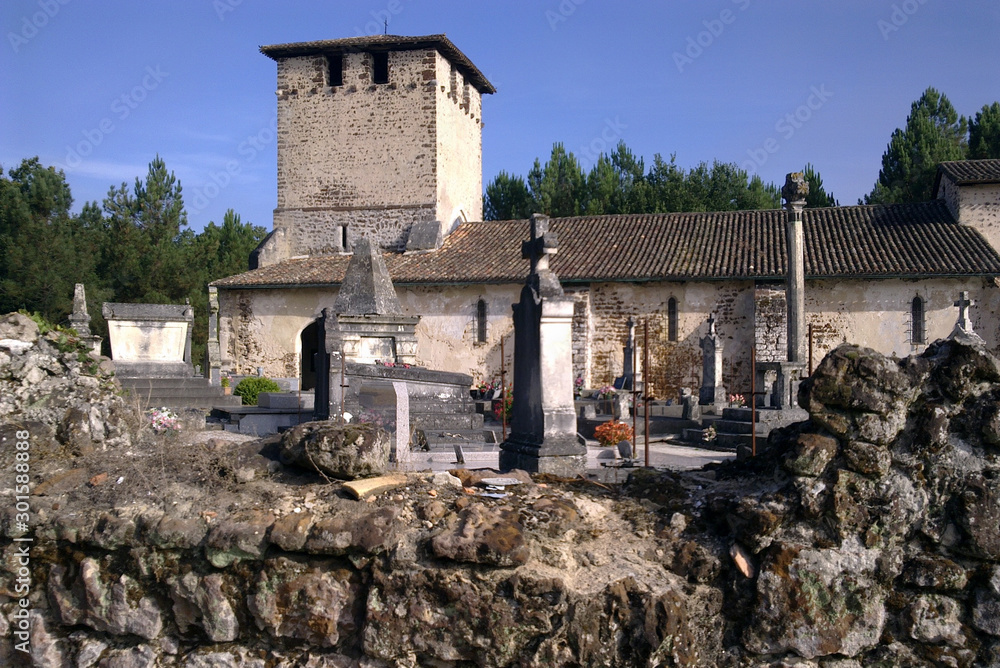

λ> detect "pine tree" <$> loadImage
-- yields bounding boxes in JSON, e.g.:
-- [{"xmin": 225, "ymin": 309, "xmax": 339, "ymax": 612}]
[
  {"xmin": 483, "ymin": 172, "xmax": 533, "ymax": 220},
  {"xmin": 969, "ymin": 102, "xmax": 1000, "ymax": 159},
  {"xmin": 527, "ymin": 143, "xmax": 587, "ymax": 217},
  {"xmin": 865, "ymin": 88, "xmax": 968, "ymax": 204},
  {"xmin": 802, "ymin": 164, "xmax": 838, "ymax": 207}
]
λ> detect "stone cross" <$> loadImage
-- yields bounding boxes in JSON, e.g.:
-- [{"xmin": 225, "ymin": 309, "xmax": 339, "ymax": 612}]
[
  {"xmin": 782, "ymin": 172, "xmax": 809, "ymax": 365},
  {"xmin": 521, "ymin": 214, "xmax": 563, "ymax": 297},
  {"xmin": 954, "ymin": 291, "xmax": 975, "ymax": 332}
]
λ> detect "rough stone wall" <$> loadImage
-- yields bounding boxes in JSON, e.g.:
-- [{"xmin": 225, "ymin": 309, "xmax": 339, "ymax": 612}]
[
  {"xmin": 434, "ymin": 55, "xmax": 484, "ymax": 235},
  {"xmin": 588, "ymin": 281, "xmax": 754, "ymax": 401},
  {"xmin": 263, "ymin": 47, "xmax": 484, "ymax": 262},
  {"xmin": 802, "ymin": 277, "xmax": 1000, "ymax": 368},
  {"xmin": 754, "ymin": 284, "xmax": 787, "ymax": 363},
  {"xmin": 565, "ymin": 288, "xmax": 591, "ymax": 386},
  {"xmin": 939, "ymin": 177, "xmax": 1000, "ymax": 252},
  {"xmin": 220, "ymin": 288, "xmax": 339, "ymax": 378}
]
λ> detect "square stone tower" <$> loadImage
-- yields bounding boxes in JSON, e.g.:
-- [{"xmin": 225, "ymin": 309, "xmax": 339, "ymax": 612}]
[{"xmin": 255, "ymin": 34, "xmax": 495, "ymax": 267}]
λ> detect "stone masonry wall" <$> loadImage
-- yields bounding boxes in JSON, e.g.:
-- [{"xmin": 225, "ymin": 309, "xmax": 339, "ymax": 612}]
[
  {"xmin": 266, "ymin": 47, "xmax": 484, "ymax": 262},
  {"xmin": 939, "ymin": 177, "xmax": 1000, "ymax": 253},
  {"xmin": 434, "ymin": 54, "xmax": 484, "ymax": 235},
  {"xmin": 754, "ymin": 284, "xmax": 787, "ymax": 363}
]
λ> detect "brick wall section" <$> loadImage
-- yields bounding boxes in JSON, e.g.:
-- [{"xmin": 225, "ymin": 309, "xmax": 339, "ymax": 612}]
[
  {"xmin": 265, "ymin": 47, "xmax": 484, "ymax": 262},
  {"xmin": 565, "ymin": 288, "xmax": 591, "ymax": 386},
  {"xmin": 754, "ymin": 284, "xmax": 787, "ymax": 363}
]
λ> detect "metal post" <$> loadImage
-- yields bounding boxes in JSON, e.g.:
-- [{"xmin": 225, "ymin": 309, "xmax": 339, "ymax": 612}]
[
  {"xmin": 500, "ymin": 336, "xmax": 507, "ymax": 441},
  {"xmin": 339, "ymin": 353, "xmax": 347, "ymax": 426},
  {"xmin": 751, "ymin": 346, "xmax": 756, "ymax": 457},
  {"xmin": 808, "ymin": 323, "xmax": 814, "ymax": 377},
  {"xmin": 631, "ymin": 330, "xmax": 637, "ymax": 451},
  {"xmin": 643, "ymin": 320, "xmax": 650, "ymax": 468}
]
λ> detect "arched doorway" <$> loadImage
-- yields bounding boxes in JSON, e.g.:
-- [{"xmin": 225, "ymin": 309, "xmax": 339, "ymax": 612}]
[{"xmin": 300, "ymin": 320, "xmax": 321, "ymax": 391}]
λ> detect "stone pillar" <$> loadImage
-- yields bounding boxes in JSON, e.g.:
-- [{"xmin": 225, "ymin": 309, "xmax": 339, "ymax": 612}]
[
  {"xmin": 68, "ymin": 283, "xmax": 102, "ymax": 355},
  {"xmin": 182, "ymin": 299, "xmax": 195, "ymax": 369},
  {"xmin": 206, "ymin": 287, "xmax": 222, "ymax": 385},
  {"xmin": 500, "ymin": 214, "xmax": 586, "ymax": 476},
  {"xmin": 782, "ymin": 173, "xmax": 808, "ymax": 365},
  {"xmin": 699, "ymin": 314, "xmax": 726, "ymax": 408},
  {"xmin": 616, "ymin": 317, "xmax": 636, "ymax": 391}
]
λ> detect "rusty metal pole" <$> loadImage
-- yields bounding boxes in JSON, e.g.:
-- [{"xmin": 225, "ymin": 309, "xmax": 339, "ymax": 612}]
[
  {"xmin": 751, "ymin": 346, "xmax": 756, "ymax": 457},
  {"xmin": 631, "ymin": 331, "xmax": 637, "ymax": 451},
  {"xmin": 339, "ymin": 353, "xmax": 346, "ymax": 426},
  {"xmin": 644, "ymin": 320, "xmax": 650, "ymax": 468},
  {"xmin": 808, "ymin": 323, "xmax": 814, "ymax": 377},
  {"xmin": 500, "ymin": 336, "xmax": 507, "ymax": 441}
]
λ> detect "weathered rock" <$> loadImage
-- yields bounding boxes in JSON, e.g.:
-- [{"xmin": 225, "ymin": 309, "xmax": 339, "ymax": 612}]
[
  {"xmin": 901, "ymin": 554, "xmax": 968, "ymax": 591},
  {"xmin": 843, "ymin": 439, "xmax": 892, "ymax": 477},
  {"xmin": 168, "ymin": 572, "xmax": 239, "ymax": 642},
  {"xmin": 784, "ymin": 432, "xmax": 839, "ymax": 477},
  {"xmin": 744, "ymin": 541, "xmax": 886, "ymax": 659},
  {"xmin": 956, "ymin": 473, "xmax": 1000, "ymax": 559},
  {"xmin": 304, "ymin": 506, "xmax": 398, "ymax": 556},
  {"xmin": 248, "ymin": 558, "xmax": 360, "ymax": 647},
  {"xmin": 279, "ymin": 421, "xmax": 390, "ymax": 479},
  {"xmin": 0, "ymin": 312, "xmax": 39, "ymax": 343},
  {"xmin": 431, "ymin": 503, "xmax": 530, "ymax": 567},
  {"xmin": 800, "ymin": 344, "xmax": 914, "ymax": 444},
  {"xmin": 905, "ymin": 594, "xmax": 965, "ymax": 646}
]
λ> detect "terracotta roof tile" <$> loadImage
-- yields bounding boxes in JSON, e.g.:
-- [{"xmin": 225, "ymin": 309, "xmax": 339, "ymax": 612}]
[
  {"xmin": 213, "ymin": 201, "xmax": 1000, "ymax": 289},
  {"xmin": 938, "ymin": 159, "xmax": 1000, "ymax": 185}
]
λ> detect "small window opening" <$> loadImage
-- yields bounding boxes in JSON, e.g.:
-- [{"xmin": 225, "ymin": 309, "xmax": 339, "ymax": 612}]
[
  {"xmin": 476, "ymin": 299, "xmax": 488, "ymax": 343},
  {"xmin": 667, "ymin": 298, "xmax": 678, "ymax": 342},
  {"xmin": 341, "ymin": 225, "xmax": 348, "ymax": 250},
  {"xmin": 372, "ymin": 52, "xmax": 389, "ymax": 84},
  {"xmin": 326, "ymin": 53, "xmax": 343, "ymax": 87},
  {"xmin": 911, "ymin": 296, "xmax": 925, "ymax": 344}
]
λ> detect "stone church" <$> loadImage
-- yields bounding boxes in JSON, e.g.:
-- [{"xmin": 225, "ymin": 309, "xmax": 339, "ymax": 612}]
[{"xmin": 212, "ymin": 33, "xmax": 1000, "ymax": 400}]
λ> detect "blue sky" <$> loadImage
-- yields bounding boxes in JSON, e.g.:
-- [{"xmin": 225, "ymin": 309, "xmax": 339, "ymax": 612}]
[{"xmin": 2, "ymin": 0, "xmax": 999, "ymax": 232}]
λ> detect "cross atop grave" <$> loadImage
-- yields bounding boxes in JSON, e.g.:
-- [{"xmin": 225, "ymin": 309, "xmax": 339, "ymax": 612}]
[
  {"xmin": 707, "ymin": 312, "xmax": 717, "ymax": 336},
  {"xmin": 954, "ymin": 291, "xmax": 975, "ymax": 332},
  {"xmin": 522, "ymin": 214, "xmax": 558, "ymax": 276}
]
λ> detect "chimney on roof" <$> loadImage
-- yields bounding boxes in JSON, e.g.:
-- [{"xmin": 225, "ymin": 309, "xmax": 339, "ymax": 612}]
[{"xmin": 782, "ymin": 172, "xmax": 809, "ymax": 365}]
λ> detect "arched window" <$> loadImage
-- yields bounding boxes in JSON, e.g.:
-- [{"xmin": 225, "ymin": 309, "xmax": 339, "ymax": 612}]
[
  {"xmin": 476, "ymin": 298, "xmax": 487, "ymax": 343},
  {"xmin": 667, "ymin": 297, "xmax": 678, "ymax": 342},
  {"xmin": 911, "ymin": 296, "xmax": 925, "ymax": 344}
]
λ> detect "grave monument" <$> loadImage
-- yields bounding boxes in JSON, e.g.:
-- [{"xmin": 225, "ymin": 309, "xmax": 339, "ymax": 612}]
[
  {"xmin": 68, "ymin": 283, "xmax": 102, "ymax": 355},
  {"xmin": 102, "ymin": 301, "xmax": 195, "ymax": 378},
  {"xmin": 699, "ymin": 313, "xmax": 726, "ymax": 409},
  {"xmin": 499, "ymin": 214, "xmax": 586, "ymax": 476}
]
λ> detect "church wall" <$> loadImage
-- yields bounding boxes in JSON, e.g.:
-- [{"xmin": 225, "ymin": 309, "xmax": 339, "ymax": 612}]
[
  {"xmin": 434, "ymin": 56, "xmax": 484, "ymax": 232},
  {"xmin": 218, "ymin": 288, "xmax": 337, "ymax": 378},
  {"xmin": 586, "ymin": 281, "xmax": 755, "ymax": 401},
  {"xmin": 804, "ymin": 277, "xmax": 1000, "ymax": 363},
  {"xmin": 956, "ymin": 181, "xmax": 1000, "ymax": 252}
]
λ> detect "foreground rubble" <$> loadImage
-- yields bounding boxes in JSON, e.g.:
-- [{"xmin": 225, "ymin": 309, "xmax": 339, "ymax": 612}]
[{"xmin": 1, "ymin": 312, "xmax": 999, "ymax": 666}]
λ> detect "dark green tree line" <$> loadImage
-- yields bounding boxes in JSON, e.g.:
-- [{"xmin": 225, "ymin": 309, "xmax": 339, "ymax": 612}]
[{"xmin": 0, "ymin": 156, "xmax": 266, "ymax": 363}]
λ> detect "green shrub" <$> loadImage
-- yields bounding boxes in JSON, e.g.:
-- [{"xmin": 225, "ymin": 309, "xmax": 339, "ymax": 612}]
[{"xmin": 233, "ymin": 377, "xmax": 281, "ymax": 405}]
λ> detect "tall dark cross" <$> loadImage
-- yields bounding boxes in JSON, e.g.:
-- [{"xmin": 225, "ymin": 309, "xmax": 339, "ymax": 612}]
[
  {"xmin": 707, "ymin": 312, "xmax": 717, "ymax": 336},
  {"xmin": 521, "ymin": 215, "xmax": 558, "ymax": 277},
  {"xmin": 955, "ymin": 291, "xmax": 974, "ymax": 330}
]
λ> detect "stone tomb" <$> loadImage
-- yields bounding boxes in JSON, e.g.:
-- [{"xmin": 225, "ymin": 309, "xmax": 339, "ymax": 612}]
[{"xmin": 102, "ymin": 302, "xmax": 194, "ymax": 378}]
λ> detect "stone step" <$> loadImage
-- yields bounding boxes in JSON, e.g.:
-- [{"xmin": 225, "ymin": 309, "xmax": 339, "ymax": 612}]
[
  {"xmin": 419, "ymin": 428, "xmax": 500, "ymax": 451},
  {"xmin": 721, "ymin": 407, "xmax": 758, "ymax": 422},
  {"xmin": 715, "ymin": 432, "xmax": 756, "ymax": 450},
  {"xmin": 119, "ymin": 377, "xmax": 213, "ymax": 389},
  {"xmin": 411, "ymin": 412, "xmax": 485, "ymax": 431},
  {"xmin": 714, "ymin": 419, "xmax": 759, "ymax": 435}
]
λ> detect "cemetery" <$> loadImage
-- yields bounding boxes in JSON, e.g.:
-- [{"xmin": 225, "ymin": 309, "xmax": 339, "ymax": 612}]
[{"xmin": 3, "ymin": 29, "xmax": 1000, "ymax": 668}]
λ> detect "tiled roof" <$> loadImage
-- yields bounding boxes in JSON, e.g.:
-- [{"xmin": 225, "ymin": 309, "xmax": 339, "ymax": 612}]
[
  {"xmin": 259, "ymin": 34, "xmax": 496, "ymax": 94},
  {"xmin": 212, "ymin": 200, "xmax": 1000, "ymax": 289},
  {"xmin": 937, "ymin": 159, "xmax": 1000, "ymax": 185}
]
